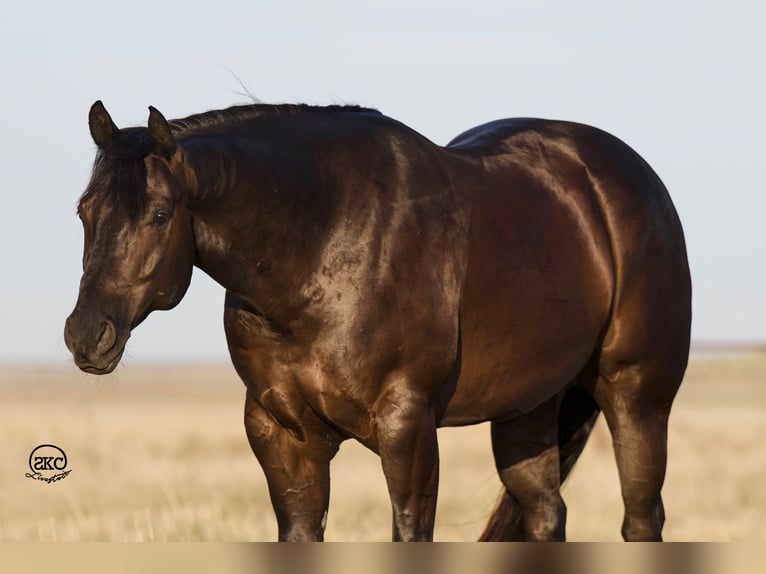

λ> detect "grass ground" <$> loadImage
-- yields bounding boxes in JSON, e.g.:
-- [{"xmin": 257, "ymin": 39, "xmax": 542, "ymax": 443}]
[{"xmin": 0, "ymin": 353, "xmax": 764, "ymax": 541}]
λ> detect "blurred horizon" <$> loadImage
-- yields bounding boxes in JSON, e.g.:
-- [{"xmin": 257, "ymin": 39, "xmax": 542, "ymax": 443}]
[{"xmin": 1, "ymin": 339, "xmax": 764, "ymax": 370}]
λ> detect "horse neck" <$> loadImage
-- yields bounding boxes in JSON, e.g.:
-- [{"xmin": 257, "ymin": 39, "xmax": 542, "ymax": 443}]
[{"xmin": 179, "ymin": 135, "xmax": 333, "ymax": 324}]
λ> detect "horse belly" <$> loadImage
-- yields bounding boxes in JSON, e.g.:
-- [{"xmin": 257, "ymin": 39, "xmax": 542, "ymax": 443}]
[{"xmin": 442, "ymin": 302, "xmax": 603, "ymax": 425}]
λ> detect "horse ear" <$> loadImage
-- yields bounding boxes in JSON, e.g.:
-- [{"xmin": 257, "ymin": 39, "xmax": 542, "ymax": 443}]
[
  {"xmin": 89, "ymin": 100, "xmax": 119, "ymax": 148},
  {"xmin": 147, "ymin": 106, "xmax": 177, "ymax": 158}
]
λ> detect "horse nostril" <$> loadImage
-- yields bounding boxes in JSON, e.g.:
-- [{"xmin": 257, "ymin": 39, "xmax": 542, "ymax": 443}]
[{"xmin": 95, "ymin": 320, "xmax": 117, "ymax": 355}]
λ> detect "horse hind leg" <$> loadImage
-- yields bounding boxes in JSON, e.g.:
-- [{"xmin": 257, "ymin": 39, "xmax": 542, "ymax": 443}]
[
  {"xmin": 489, "ymin": 395, "xmax": 566, "ymax": 541},
  {"xmin": 480, "ymin": 384, "xmax": 600, "ymax": 541},
  {"xmin": 593, "ymin": 357, "xmax": 681, "ymax": 541},
  {"xmin": 593, "ymin": 275, "xmax": 689, "ymax": 541}
]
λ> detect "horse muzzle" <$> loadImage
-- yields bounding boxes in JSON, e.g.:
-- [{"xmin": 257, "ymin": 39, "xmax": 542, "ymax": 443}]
[{"xmin": 64, "ymin": 314, "xmax": 130, "ymax": 374}]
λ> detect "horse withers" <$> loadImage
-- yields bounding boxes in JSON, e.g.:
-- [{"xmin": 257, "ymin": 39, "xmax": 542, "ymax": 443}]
[{"xmin": 65, "ymin": 100, "xmax": 691, "ymax": 541}]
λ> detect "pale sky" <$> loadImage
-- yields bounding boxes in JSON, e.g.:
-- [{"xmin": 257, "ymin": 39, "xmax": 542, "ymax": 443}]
[{"xmin": 1, "ymin": 1, "xmax": 764, "ymax": 363}]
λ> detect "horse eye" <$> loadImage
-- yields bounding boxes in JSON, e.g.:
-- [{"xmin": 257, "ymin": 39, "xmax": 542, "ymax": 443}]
[{"xmin": 153, "ymin": 210, "xmax": 171, "ymax": 226}]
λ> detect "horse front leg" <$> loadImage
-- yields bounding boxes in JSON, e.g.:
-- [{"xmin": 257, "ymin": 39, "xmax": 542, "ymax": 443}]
[
  {"xmin": 244, "ymin": 391, "xmax": 341, "ymax": 541},
  {"xmin": 373, "ymin": 382, "xmax": 440, "ymax": 541}
]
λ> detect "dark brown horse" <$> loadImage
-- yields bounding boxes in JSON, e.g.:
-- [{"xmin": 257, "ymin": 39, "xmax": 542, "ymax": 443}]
[{"xmin": 65, "ymin": 100, "xmax": 691, "ymax": 541}]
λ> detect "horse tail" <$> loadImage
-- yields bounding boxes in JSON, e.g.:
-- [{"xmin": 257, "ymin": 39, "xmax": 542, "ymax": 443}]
[{"xmin": 478, "ymin": 384, "xmax": 600, "ymax": 541}]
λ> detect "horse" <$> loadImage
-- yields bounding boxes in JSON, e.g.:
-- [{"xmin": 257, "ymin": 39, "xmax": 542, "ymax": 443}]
[{"xmin": 65, "ymin": 100, "xmax": 691, "ymax": 541}]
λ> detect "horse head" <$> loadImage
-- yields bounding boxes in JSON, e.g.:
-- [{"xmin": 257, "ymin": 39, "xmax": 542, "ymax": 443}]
[{"xmin": 64, "ymin": 101, "xmax": 195, "ymax": 374}]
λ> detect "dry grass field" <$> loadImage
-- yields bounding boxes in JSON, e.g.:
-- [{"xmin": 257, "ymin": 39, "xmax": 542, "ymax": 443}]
[{"xmin": 0, "ymin": 353, "xmax": 764, "ymax": 541}]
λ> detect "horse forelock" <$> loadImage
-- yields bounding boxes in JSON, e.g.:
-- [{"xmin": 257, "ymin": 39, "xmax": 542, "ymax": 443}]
[{"xmin": 79, "ymin": 128, "xmax": 153, "ymax": 223}]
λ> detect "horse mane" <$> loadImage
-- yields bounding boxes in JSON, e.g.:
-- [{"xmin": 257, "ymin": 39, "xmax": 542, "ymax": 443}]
[
  {"xmin": 79, "ymin": 103, "xmax": 380, "ymax": 221},
  {"xmin": 168, "ymin": 103, "xmax": 380, "ymax": 134}
]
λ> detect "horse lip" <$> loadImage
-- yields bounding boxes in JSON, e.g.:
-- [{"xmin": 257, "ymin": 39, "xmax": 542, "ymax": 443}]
[{"xmin": 74, "ymin": 340, "xmax": 127, "ymax": 375}]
